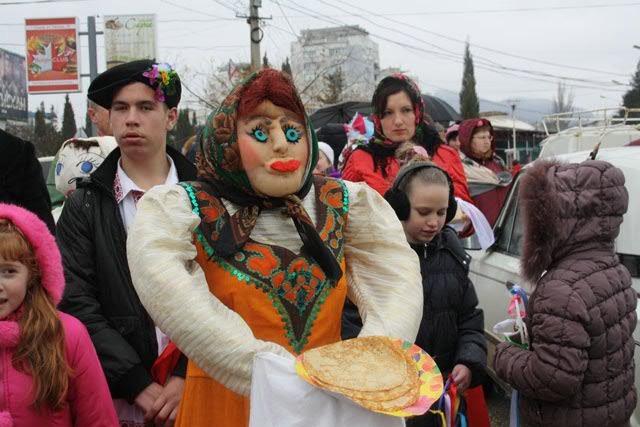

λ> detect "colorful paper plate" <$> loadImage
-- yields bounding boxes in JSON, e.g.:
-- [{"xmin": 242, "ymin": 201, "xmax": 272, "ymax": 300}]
[{"xmin": 295, "ymin": 338, "xmax": 444, "ymax": 417}]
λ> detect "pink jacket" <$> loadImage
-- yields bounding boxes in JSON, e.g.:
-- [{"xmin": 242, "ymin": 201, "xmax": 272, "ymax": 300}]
[{"xmin": 0, "ymin": 312, "xmax": 118, "ymax": 427}]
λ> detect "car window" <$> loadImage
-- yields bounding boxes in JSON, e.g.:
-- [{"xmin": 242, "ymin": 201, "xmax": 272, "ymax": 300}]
[
  {"xmin": 619, "ymin": 253, "xmax": 640, "ymax": 279},
  {"xmin": 495, "ymin": 179, "xmax": 523, "ymax": 256}
]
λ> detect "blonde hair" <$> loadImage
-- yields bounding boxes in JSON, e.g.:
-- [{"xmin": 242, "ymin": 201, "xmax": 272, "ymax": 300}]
[{"xmin": 0, "ymin": 219, "xmax": 71, "ymax": 412}]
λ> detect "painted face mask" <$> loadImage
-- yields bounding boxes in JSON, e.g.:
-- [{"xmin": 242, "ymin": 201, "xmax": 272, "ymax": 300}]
[
  {"xmin": 195, "ymin": 69, "xmax": 341, "ymax": 281},
  {"xmin": 55, "ymin": 136, "xmax": 117, "ymax": 196}
]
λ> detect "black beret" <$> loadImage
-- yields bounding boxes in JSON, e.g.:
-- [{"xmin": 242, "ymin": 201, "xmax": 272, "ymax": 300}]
[{"xmin": 87, "ymin": 59, "xmax": 181, "ymax": 109}]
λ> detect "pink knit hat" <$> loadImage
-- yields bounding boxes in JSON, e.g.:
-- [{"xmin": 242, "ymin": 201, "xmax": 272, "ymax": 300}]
[{"xmin": 0, "ymin": 204, "xmax": 65, "ymax": 304}]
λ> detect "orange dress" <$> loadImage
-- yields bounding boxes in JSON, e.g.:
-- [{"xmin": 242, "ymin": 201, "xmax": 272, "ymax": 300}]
[{"xmin": 176, "ymin": 177, "xmax": 349, "ymax": 427}]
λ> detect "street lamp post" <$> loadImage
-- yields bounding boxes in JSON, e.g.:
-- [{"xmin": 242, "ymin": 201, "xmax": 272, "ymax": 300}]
[{"xmin": 511, "ymin": 103, "xmax": 517, "ymax": 163}]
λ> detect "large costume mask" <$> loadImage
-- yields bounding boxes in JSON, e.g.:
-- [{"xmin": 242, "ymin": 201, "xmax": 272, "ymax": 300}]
[
  {"xmin": 196, "ymin": 69, "xmax": 341, "ymax": 281},
  {"xmin": 55, "ymin": 136, "xmax": 117, "ymax": 196}
]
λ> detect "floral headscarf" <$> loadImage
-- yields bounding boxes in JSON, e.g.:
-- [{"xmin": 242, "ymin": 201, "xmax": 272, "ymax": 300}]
[
  {"xmin": 195, "ymin": 69, "xmax": 342, "ymax": 281},
  {"xmin": 370, "ymin": 73, "xmax": 426, "ymax": 148}
]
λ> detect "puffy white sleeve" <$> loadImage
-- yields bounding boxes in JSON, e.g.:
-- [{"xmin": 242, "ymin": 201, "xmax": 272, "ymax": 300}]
[
  {"xmin": 342, "ymin": 181, "xmax": 423, "ymax": 343},
  {"xmin": 126, "ymin": 184, "xmax": 293, "ymax": 397}
]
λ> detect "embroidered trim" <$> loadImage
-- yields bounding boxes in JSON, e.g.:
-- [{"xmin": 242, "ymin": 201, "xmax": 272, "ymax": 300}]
[{"xmin": 180, "ymin": 180, "xmax": 348, "ymax": 353}]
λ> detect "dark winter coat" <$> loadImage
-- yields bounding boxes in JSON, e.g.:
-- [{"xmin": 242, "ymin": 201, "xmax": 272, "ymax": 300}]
[
  {"xmin": 404, "ymin": 227, "xmax": 486, "ymax": 427},
  {"xmin": 57, "ymin": 145, "xmax": 196, "ymax": 402},
  {"xmin": 412, "ymin": 227, "xmax": 486, "ymax": 383},
  {"xmin": 0, "ymin": 129, "xmax": 55, "ymax": 232},
  {"xmin": 493, "ymin": 160, "xmax": 636, "ymax": 427}
]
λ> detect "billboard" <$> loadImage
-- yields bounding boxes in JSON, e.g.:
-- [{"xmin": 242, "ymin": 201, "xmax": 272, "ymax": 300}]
[
  {"xmin": 25, "ymin": 17, "xmax": 80, "ymax": 93},
  {"xmin": 0, "ymin": 48, "xmax": 28, "ymax": 122},
  {"xmin": 104, "ymin": 14, "xmax": 156, "ymax": 69}
]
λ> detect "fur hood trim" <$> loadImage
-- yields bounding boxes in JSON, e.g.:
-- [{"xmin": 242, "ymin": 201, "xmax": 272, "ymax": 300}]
[{"xmin": 520, "ymin": 159, "xmax": 628, "ymax": 282}]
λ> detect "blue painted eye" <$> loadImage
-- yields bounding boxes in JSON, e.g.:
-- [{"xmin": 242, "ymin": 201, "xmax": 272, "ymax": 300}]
[
  {"xmin": 252, "ymin": 128, "xmax": 268, "ymax": 142},
  {"xmin": 285, "ymin": 127, "xmax": 301, "ymax": 143},
  {"xmin": 56, "ymin": 163, "xmax": 63, "ymax": 175},
  {"xmin": 80, "ymin": 161, "xmax": 94, "ymax": 173}
]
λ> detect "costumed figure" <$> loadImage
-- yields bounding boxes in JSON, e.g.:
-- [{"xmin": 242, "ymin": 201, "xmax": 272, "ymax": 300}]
[
  {"xmin": 125, "ymin": 69, "xmax": 423, "ymax": 427},
  {"xmin": 341, "ymin": 74, "xmax": 472, "ymax": 205},
  {"xmin": 52, "ymin": 136, "xmax": 117, "ymax": 221}
]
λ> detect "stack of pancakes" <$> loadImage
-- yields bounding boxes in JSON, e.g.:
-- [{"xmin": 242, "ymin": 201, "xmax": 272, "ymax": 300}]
[{"xmin": 300, "ymin": 336, "xmax": 421, "ymax": 412}]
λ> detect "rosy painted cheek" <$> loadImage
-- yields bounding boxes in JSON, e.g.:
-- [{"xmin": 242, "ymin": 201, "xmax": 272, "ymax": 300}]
[{"xmin": 238, "ymin": 136, "xmax": 266, "ymax": 172}]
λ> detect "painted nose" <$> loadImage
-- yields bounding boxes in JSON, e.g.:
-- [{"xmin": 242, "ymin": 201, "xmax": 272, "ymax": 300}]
[{"xmin": 272, "ymin": 128, "xmax": 288, "ymax": 154}]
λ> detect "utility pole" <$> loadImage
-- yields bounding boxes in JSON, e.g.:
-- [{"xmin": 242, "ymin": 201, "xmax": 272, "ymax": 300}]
[
  {"xmin": 246, "ymin": 0, "xmax": 263, "ymax": 72},
  {"xmin": 79, "ymin": 16, "xmax": 102, "ymax": 135},
  {"xmin": 237, "ymin": 0, "xmax": 271, "ymax": 72}
]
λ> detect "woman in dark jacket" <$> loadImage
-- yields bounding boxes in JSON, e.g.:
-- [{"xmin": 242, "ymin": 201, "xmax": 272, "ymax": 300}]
[{"xmin": 494, "ymin": 159, "xmax": 636, "ymax": 427}]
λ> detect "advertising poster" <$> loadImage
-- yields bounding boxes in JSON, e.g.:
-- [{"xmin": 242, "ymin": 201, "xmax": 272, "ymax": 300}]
[
  {"xmin": 25, "ymin": 17, "xmax": 80, "ymax": 93},
  {"xmin": 0, "ymin": 48, "xmax": 28, "ymax": 122},
  {"xmin": 104, "ymin": 14, "xmax": 156, "ymax": 69}
]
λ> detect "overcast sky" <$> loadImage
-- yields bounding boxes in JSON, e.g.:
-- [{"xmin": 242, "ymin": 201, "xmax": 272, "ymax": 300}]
[{"xmin": 1, "ymin": 0, "xmax": 638, "ymax": 127}]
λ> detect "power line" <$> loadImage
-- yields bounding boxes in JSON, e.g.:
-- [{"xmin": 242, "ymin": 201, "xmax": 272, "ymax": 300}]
[
  {"xmin": 159, "ymin": 0, "xmax": 228, "ymax": 20},
  {"xmin": 273, "ymin": 0, "xmax": 298, "ymax": 38},
  {"xmin": 0, "ymin": 0, "xmax": 91, "ymax": 4},
  {"xmin": 281, "ymin": 0, "xmax": 629, "ymax": 90},
  {"xmin": 331, "ymin": 0, "xmax": 630, "ymax": 78}
]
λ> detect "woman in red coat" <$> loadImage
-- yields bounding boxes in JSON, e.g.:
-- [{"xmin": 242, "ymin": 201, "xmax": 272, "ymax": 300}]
[{"xmin": 342, "ymin": 74, "xmax": 473, "ymax": 203}]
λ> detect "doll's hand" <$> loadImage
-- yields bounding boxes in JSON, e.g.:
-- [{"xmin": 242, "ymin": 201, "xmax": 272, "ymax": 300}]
[{"xmin": 452, "ymin": 364, "xmax": 472, "ymax": 393}]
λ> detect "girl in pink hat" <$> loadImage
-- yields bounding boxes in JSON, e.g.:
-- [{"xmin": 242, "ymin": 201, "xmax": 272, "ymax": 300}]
[{"xmin": 0, "ymin": 203, "xmax": 117, "ymax": 427}]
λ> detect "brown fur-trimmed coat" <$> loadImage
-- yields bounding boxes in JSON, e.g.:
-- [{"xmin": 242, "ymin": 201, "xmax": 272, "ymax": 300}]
[{"xmin": 493, "ymin": 160, "xmax": 636, "ymax": 427}]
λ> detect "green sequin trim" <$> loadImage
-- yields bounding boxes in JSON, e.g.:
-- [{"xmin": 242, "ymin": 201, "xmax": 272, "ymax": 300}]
[{"xmin": 181, "ymin": 180, "xmax": 349, "ymax": 353}]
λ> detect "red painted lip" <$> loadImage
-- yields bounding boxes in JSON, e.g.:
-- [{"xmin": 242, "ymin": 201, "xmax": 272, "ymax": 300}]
[{"xmin": 270, "ymin": 159, "xmax": 301, "ymax": 172}]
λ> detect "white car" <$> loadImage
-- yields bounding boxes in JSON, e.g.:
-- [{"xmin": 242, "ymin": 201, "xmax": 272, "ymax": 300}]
[{"xmin": 464, "ymin": 146, "xmax": 640, "ymax": 425}]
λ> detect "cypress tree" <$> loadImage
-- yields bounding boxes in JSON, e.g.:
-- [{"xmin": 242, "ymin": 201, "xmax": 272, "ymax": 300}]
[
  {"xmin": 61, "ymin": 94, "xmax": 77, "ymax": 140},
  {"xmin": 459, "ymin": 42, "xmax": 480, "ymax": 119},
  {"xmin": 622, "ymin": 58, "xmax": 640, "ymax": 118},
  {"xmin": 281, "ymin": 57, "xmax": 292, "ymax": 77}
]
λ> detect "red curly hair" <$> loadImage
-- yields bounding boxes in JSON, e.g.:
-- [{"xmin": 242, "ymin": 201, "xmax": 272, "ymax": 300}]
[{"xmin": 237, "ymin": 69, "xmax": 305, "ymax": 121}]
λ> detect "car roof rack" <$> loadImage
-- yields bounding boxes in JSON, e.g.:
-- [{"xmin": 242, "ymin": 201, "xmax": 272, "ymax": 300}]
[{"xmin": 542, "ymin": 107, "xmax": 640, "ymax": 136}]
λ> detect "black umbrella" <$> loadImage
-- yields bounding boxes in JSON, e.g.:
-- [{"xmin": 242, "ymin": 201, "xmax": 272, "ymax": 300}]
[
  {"xmin": 310, "ymin": 101, "xmax": 372, "ymax": 129},
  {"xmin": 422, "ymin": 95, "xmax": 462, "ymax": 123},
  {"xmin": 310, "ymin": 95, "xmax": 461, "ymax": 129}
]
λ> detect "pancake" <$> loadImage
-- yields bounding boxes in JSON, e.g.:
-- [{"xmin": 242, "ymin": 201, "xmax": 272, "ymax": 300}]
[{"xmin": 300, "ymin": 336, "xmax": 421, "ymax": 411}]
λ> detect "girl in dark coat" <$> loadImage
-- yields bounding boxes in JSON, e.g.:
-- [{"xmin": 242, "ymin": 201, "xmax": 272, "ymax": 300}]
[
  {"xmin": 384, "ymin": 161, "xmax": 487, "ymax": 426},
  {"xmin": 493, "ymin": 160, "xmax": 636, "ymax": 427}
]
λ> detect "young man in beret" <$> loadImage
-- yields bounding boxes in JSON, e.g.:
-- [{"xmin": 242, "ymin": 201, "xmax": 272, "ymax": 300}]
[{"xmin": 57, "ymin": 59, "xmax": 196, "ymax": 426}]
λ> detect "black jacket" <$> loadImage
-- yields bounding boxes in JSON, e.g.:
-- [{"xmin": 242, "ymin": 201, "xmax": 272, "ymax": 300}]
[
  {"xmin": 57, "ymin": 145, "xmax": 196, "ymax": 402},
  {"xmin": 413, "ymin": 227, "xmax": 486, "ymax": 383},
  {"xmin": 0, "ymin": 129, "xmax": 55, "ymax": 232},
  {"xmin": 341, "ymin": 227, "xmax": 486, "ymax": 380},
  {"xmin": 406, "ymin": 227, "xmax": 487, "ymax": 427}
]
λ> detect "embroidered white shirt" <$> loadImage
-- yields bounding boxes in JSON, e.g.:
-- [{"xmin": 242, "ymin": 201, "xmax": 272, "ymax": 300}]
[{"xmin": 114, "ymin": 156, "xmax": 179, "ymax": 232}]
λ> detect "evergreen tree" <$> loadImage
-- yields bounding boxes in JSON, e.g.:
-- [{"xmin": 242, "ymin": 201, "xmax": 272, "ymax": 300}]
[
  {"xmin": 459, "ymin": 42, "xmax": 480, "ymax": 119},
  {"xmin": 34, "ymin": 102, "xmax": 47, "ymax": 143},
  {"xmin": 32, "ymin": 102, "xmax": 62, "ymax": 156},
  {"xmin": 169, "ymin": 108, "xmax": 195, "ymax": 149},
  {"xmin": 317, "ymin": 67, "xmax": 345, "ymax": 105},
  {"xmin": 281, "ymin": 57, "xmax": 292, "ymax": 77},
  {"xmin": 622, "ymin": 59, "xmax": 640, "ymax": 118},
  {"xmin": 84, "ymin": 101, "xmax": 93, "ymax": 137},
  {"xmin": 62, "ymin": 94, "xmax": 77, "ymax": 140},
  {"xmin": 191, "ymin": 110, "xmax": 198, "ymax": 130},
  {"xmin": 262, "ymin": 52, "xmax": 270, "ymax": 69}
]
